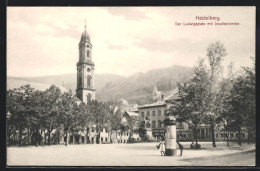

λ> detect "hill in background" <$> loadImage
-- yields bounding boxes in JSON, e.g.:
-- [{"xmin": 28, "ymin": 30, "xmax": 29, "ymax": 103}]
[{"xmin": 7, "ymin": 65, "xmax": 192, "ymax": 105}]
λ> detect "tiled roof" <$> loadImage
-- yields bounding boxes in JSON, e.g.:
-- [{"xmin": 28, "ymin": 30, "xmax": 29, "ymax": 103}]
[
  {"xmin": 125, "ymin": 111, "xmax": 139, "ymax": 117},
  {"xmin": 164, "ymin": 88, "xmax": 180, "ymax": 101},
  {"xmin": 138, "ymin": 88, "xmax": 180, "ymax": 109},
  {"xmin": 138, "ymin": 100, "xmax": 167, "ymax": 109}
]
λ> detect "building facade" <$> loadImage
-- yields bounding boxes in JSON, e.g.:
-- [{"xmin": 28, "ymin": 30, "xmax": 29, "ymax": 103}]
[
  {"xmin": 76, "ymin": 24, "xmax": 95, "ymax": 104},
  {"xmin": 138, "ymin": 88, "xmax": 212, "ymax": 141}
]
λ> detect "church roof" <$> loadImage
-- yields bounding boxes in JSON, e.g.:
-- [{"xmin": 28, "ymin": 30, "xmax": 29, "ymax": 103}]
[{"xmin": 80, "ymin": 29, "xmax": 90, "ymax": 42}]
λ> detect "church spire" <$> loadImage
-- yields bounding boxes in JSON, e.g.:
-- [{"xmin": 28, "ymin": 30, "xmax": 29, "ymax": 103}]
[
  {"xmin": 80, "ymin": 19, "xmax": 90, "ymax": 43},
  {"xmin": 84, "ymin": 19, "xmax": 86, "ymax": 31}
]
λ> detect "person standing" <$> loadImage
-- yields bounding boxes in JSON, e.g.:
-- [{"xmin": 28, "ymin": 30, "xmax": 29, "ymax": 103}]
[
  {"xmin": 177, "ymin": 141, "xmax": 184, "ymax": 156},
  {"xmin": 159, "ymin": 137, "xmax": 166, "ymax": 156}
]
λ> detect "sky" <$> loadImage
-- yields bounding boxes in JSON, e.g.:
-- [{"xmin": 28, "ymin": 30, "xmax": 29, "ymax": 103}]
[{"xmin": 7, "ymin": 7, "xmax": 255, "ymax": 78}]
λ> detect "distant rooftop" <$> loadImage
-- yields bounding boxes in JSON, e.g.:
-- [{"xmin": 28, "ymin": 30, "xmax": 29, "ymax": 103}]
[{"xmin": 138, "ymin": 88, "xmax": 179, "ymax": 109}]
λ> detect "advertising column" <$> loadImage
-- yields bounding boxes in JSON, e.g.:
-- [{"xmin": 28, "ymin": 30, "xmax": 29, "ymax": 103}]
[{"xmin": 164, "ymin": 116, "xmax": 177, "ymax": 156}]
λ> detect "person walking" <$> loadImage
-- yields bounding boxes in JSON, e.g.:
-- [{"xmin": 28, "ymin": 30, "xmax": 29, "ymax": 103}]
[
  {"xmin": 159, "ymin": 137, "xmax": 166, "ymax": 156},
  {"xmin": 177, "ymin": 141, "xmax": 184, "ymax": 156}
]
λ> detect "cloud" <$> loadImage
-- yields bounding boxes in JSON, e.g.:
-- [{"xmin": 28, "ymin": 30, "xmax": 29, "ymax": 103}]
[
  {"xmin": 38, "ymin": 23, "xmax": 81, "ymax": 39},
  {"xmin": 7, "ymin": 7, "xmax": 255, "ymax": 78},
  {"xmin": 108, "ymin": 44, "xmax": 128, "ymax": 50},
  {"xmin": 103, "ymin": 7, "xmax": 150, "ymax": 21},
  {"xmin": 133, "ymin": 37, "xmax": 205, "ymax": 54}
]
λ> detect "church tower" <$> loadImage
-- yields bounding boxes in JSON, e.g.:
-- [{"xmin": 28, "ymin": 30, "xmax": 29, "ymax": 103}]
[{"xmin": 76, "ymin": 22, "xmax": 95, "ymax": 104}]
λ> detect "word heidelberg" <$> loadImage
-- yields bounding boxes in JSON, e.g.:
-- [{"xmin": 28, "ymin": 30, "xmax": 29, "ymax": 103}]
[{"xmin": 195, "ymin": 16, "xmax": 221, "ymax": 21}]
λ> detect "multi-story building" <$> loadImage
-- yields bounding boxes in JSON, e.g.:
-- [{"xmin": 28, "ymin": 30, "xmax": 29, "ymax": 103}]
[
  {"xmin": 138, "ymin": 88, "xmax": 180, "ymax": 140},
  {"xmin": 138, "ymin": 87, "xmax": 212, "ymax": 141}
]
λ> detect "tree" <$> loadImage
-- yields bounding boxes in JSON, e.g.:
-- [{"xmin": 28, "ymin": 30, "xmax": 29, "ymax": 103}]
[
  {"xmin": 40, "ymin": 85, "xmax": 62, "ymax": 145},
  {"xmin": 205, "ymin": 41, "xmax": 227, "ymax": 147},
  {"xmin": 242, "ymin": 58, "xmax": 255, "ymax": 144},
  {"xmin": 57, "ymin": 90, "xmax": 78, "ymax": 146},
  {"xmin": 6, "ymin": 85, "xmax": 36, "ymax": 146},
  {"xmin": 87, "ymin": 100, "xmax": 111, "ymax": 143},
  {"xmin": 228, "ymin": 75, "xmax": 248, "ymax": 145},
  {"xmin": 168, "ymin": 59, "xmax": 209, "ymax": 148},
  {"xmin": 215, "ymin": 63, "xmax": 238, "ymax": 146}
]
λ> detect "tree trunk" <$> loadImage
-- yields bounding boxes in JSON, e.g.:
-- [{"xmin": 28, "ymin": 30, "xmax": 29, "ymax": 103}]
[
  {"xmin": 35, "ymin": 129, "xmax": 39, "ymax": 147},
  {"xmin": 226, "ymin": 132, "xmax": 229, "ymax": 146},
  {"xmin": 48, "ymin": 130, "xmax": 51, "ymax": 145},
  {"xmin": 65, "ymin": 130, "xmax": 69, "ymax": 146},
  {"xmin": 18, "ymin": 126, "xmax": 23, "ymax": 146},
  {"xmin": 194, "ymin": 125, "xmax": 198, "ymax": 148},
  {"xmin": 58, "ymin": 130, "xmax": 60, "ymax": 145},
  {"xmin": 43, "ymin": 130, "xmax": 46, "ymax": 145},
  {"xmin": 211, "ymin": 122, "xmax": 216, "ymax": 147},
  {"xmin": 7, "ymin": 125, "xmax": 11, "ymax": 146},
  {"xmin": 238, "ymin": 129, "xmax": 241, "ymax": 146},
  {"xmin": 247, "ymin": 126, "xmax": 250, "ymax": 144}
]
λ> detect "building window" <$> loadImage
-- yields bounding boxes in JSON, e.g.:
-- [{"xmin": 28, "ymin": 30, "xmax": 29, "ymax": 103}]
[
  {"xmin": 152, "ymin": 121, "xmax": 156, "ymax": 128},
  {"xmin": 164, "ymin": 109, "xmax": 167, "ymax": 115},
  {"xmin": 141, "ymin": 112, "xmax": 144, "ymax": 117},
  {"xmin": 158, "ymin": 120, "xmax": 161, "ymax": 128},
  {"xmin": 243, "ymin": 133, "xmax": 245, "ymax": 137},
  {"xmin": 147, "ymin": 111, "xmax": 150, "ymax": 116},
  {"xmin": 152, "ymin": 111, "xmax": 155, "ymax": 116},
  {"xmin": 236, "ymin": 133, "xmax": 239, "ymax": 138},
  {"xmin": 158, "ymin": 110, "xmax": 161, "ymax": 116},
  {"xmin": 216, "ymin": 134, "xmax": 218, "ymax": 138}
]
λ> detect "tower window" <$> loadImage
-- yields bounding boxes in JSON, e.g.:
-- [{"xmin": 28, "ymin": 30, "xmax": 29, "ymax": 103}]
[
  {"xmin": 87, "ymin": 50, "xmax": 90, "ymax": 57},
  {"xmin": 87, "ymin": 93, "xmax": 92, "ymax": 104},
  {"xmin": 78, "ymin": 75, "xmax": 82, "ymax": 86},
  {"xmin": 87, "ymin": 76, "xmax": 91, "ymax": 87}
]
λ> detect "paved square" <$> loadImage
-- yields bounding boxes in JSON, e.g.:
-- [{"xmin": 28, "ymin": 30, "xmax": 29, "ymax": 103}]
[{"xmin": 7, "ymin": 142, "xmax": 255, "ymax": 166}]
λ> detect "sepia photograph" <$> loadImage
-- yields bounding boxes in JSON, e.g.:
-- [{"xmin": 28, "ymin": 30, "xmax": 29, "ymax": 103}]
[{"xmin": 6, "ymin": 6, "xmax": 256, "ymax": 166}]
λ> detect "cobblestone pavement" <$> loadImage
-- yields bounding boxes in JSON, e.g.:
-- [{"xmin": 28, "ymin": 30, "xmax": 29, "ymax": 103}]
[{"xmin": 7, "ymin": 142, "xmax": 255, "ymax": 166}]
